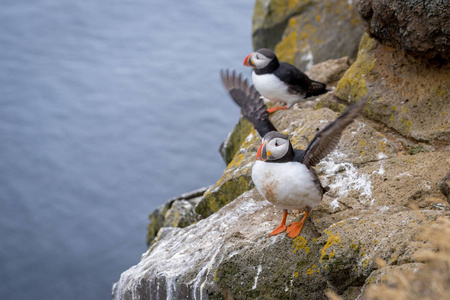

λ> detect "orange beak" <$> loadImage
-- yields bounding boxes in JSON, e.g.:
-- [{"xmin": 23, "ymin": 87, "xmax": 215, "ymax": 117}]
[
  {"xmin": 256, "ymin": 142, "xmax": 267, "ymax": 161},
  {"xmin": 243, "ymin": 53, "xmax": 255, "ymax": 67}
]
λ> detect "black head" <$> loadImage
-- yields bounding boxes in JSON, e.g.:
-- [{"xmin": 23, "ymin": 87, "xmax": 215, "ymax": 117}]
[{"xmin": 244, "ymin": 48, "xmax": 279, "ymax": 72}]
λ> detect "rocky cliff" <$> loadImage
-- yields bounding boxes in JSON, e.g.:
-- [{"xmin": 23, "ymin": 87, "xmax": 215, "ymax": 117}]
[{"xmin": 113, "ymin": 1, "xmax": 450, "ymax": 299}]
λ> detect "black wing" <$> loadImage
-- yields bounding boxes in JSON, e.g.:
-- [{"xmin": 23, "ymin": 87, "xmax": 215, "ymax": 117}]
[
  {"xmin": 275, "ymin": 62, "xmax": 311, "ymax": 95},
  {"xmin": 276, "ymin": 63, "xmax": 328, "ymax": 97},
  {"xmin": 220, "ymin": 69, "xmax": 277, "ymax": 138},
  {"xmin": 301, "ymin": 98, "xmax": 368, "ymax": 167}
]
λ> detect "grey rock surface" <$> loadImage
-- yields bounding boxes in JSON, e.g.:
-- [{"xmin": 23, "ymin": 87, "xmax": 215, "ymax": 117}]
[{"xmin": 355, "ymin": 0, "xmax": 450, "ymax": 59}]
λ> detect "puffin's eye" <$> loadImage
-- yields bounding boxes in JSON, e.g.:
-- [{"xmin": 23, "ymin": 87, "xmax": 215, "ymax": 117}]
[
  {"xmin": 275, "ymin": 141, "xmax": 279, "ymax": 147},
  {"xmin": 255, "ymin": 54, "xmax": 259, "ymax": 59}
]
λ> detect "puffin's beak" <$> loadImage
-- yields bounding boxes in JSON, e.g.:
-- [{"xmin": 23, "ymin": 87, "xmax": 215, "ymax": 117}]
[
  {"xmin": 256, "ymin": 141, "xmax": 269, "ymax": 161},
  {"xmin": 243, "ymin": 53, "xmax": 255, "ymax": 67}
]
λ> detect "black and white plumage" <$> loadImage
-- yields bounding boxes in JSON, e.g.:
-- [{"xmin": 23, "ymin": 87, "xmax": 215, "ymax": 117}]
[
  {"xmin": 220, "ymin": 69, "xmax": 366, "ymax": 238},
  {"xmin": 243, "ymin": 48, "xmax": 328, "ymax": 109}
]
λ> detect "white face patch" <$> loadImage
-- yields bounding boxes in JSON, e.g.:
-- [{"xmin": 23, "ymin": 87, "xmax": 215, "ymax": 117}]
[
  {"xmin": 252, "ymin": 52, "xmax": 271, "ymax": 69},
  {"xmin": 266, "ymin": 137, "xmax": 289, "ymax": 160}
]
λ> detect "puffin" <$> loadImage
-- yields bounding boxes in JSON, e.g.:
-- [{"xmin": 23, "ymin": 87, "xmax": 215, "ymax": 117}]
[
  {"xmin": 220, "ymin": 69, "xmax": 366, "ymax": 238},
  {"xmin": 243, "ymin": 48, "xmax": 328, "ymax": 113}
]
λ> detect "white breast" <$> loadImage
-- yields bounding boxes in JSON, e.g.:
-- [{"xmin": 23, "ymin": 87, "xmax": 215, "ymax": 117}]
[
  {"xmin": 252, "ymin": 72, "xmax": 303, "ymax": 106},
  {"xmin": 252, "ymin": 161, "xmax": 322, "ymax": 210}
]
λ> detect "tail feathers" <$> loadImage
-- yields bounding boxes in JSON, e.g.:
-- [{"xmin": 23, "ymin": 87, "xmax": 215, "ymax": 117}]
[{"xmin": 306, "ymin": 80, "xmax": 328, "ymax": 97}]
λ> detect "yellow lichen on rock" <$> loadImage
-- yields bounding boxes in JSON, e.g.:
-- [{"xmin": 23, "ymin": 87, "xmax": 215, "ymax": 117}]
[
  {"xmin": 335, "ymin": 33, "xmax": 376, "ymax": 102},
  {"xmin": 252, "ymin": 0, "xmax": 312, "ymax": 32},
  {"xmin": 292, "ymin": 236, "xmax": 308, "ymax": 253},
  {"xmin": 306, "ymin": 264, "xmax": 316, "ymax": 275},
  {"xmin": 334, "ymin": 31, "xmax": 450, "ymax": 142},
  {"xmin": 275, "ymin": 31, "xmax": 298, "ymax": 65},
  {"xmin": 320, "ymin": 229, "xmax": 342, "ymax": 261},
  {"xmin": 275, "ymin": 19, "xmax": 315, "ymax": 66},
  {"xmin": 272, "ymin": 0, "xmax": 363, "ymax": 70}
]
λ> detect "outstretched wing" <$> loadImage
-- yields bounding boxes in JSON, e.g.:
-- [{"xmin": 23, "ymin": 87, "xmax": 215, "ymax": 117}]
[
  {"xmin": 220, "ymin": 69, "xmax": 277, "ymax": 138},
  {"xmin": 301, "ymin": 98, "xmax": 368, "ymax": 166}
]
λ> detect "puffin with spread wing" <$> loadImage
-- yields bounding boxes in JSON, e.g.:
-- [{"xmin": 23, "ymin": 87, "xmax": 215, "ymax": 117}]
[{"xmin": 220, "ymin": 69, "xmax": 365, "ymax": 237}]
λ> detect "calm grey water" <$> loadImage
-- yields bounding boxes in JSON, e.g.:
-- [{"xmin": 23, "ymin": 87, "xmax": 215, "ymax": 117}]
[{"xmin": 0, "ymin": 1, "xmax": 253, "ymax": 299}]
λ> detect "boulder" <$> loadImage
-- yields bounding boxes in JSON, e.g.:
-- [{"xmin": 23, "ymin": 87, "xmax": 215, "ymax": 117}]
[
  {"xmin": 275, "ymin": 0, "xmax": 364, "ymax": 70},
  {"xmin": 335, "ymin": 33, "xmax": 450, "ymax": 143},
  {"xmin": 164, "ymin": 199, "xmax": 199, "ymax": 228},
  {"xmin": 355, "ymin": 0, "xmax": 450, "ymax": 59},
  {"xmin": 304, "ymin": 57, "xmax": 353, "ymax": 86},
  {"xmin": 252, "ymin": 0, "xmax": 313, "ymax": 51},
  {"xmin": 146, "ymin": 187, "xmax": 207, "ymax": 246}
]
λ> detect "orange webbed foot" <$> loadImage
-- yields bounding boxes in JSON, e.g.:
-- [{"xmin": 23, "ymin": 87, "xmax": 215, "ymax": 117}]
[
  {"xmin": 286, "ymin": 221, "xmax": 306, "ymax": 238},
  {"xmin": 269, "ymin": 209, "xmax": 288, "ymax": 237},
  {"xmin": 267, "ymin": 106, "xmax": 288, "ymax": 113},
  {"xmin": 270, "ymin": 224, "xmax": 287, "ymax": 236},
  {"xmin": 286, "ymin": 210, "xmax": 310, "ymax": 238}
]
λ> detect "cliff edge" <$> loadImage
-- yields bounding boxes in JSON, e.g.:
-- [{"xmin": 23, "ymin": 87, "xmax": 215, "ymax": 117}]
[{"xmin": 113, "ymin": 1, "xmax": 450, "ymax": 299}]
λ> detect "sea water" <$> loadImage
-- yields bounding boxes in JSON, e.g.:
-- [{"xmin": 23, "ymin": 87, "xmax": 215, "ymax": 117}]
[{"xmin": 0, "ymin": 1, "xmax": 253, "ymax": 299}]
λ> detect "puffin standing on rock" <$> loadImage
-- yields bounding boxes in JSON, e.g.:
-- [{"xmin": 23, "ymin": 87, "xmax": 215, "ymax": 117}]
[
  {"xmin": 243, "ymin": 48, "xmax": 328, "ymax": 113},
  {"xmin": 220, "ymin": 69, "xmax": 366, "ymax": 238}
]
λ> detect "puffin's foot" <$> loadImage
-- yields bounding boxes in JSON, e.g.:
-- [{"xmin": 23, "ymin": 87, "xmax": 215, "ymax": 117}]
[
  {"xmin": 286, "ymin": 221, "xmax": 305, "ymax": 238},
  {"xmin": 269, "ymin": 209, "xmax": 288, "ymax": 236},
  {"xmin": 286, "ymin": 210, "xmax": 310, "ymax": 238},
  {"xmin": 267, "ymin": 106, "xmax": 288, "ymax": 113},
  {"xmin": 270, "ymin": 224, "xmax": 287, "ymax": 236}
]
